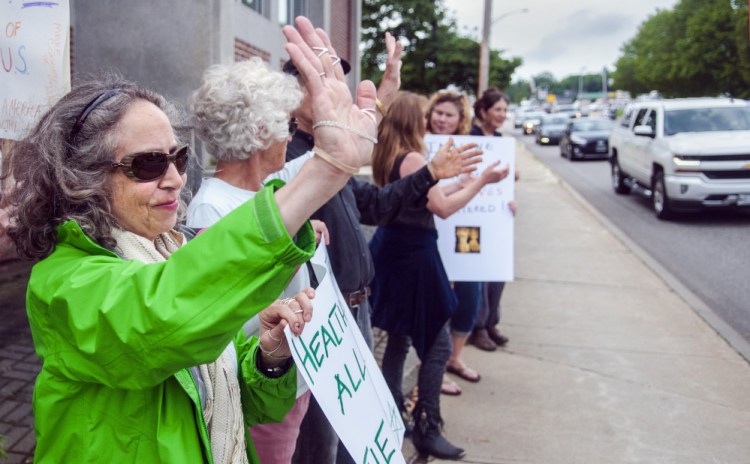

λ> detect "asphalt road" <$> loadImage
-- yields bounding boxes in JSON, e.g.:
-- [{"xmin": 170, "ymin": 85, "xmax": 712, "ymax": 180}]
[{"xmin": 513, "ymin": 128, "xmax": 750, "ymax": 346}]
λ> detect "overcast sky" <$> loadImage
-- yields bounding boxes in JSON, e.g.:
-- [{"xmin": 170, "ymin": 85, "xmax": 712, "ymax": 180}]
[{"xmin": 442, "ymin": 0, "xmax": 679, "ymax": 82}]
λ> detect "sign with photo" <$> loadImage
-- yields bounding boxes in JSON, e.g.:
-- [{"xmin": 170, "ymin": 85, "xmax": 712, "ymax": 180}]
[
  {"xmin": 425, "ymin": 134, "xmax": 515, "ymax": 282},
  {"xmin": 0, "ymin": 0, "xmax": 70, "ymax": 140},
  {"xmin": 286, "ymin": 243, "xmax": 406, "ymax": 464}
]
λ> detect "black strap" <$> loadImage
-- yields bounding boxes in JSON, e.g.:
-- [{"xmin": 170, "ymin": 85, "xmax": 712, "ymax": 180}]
[{"xmin": 305, "ymin": 261, "xmax": 319, "ymax": 289}]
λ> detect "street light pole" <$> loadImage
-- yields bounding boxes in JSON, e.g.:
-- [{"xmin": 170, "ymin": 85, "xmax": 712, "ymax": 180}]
[
  {"xmin": 478, "ymin": 5, "xmax": 529, "ymax": 96},
  {"xmin": 478, "ymin": 0, "xmax": 493, "ymax": 96}
]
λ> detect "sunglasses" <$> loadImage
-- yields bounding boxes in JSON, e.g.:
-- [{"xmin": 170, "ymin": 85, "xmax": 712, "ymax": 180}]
[
  {"xmin": 111, "ymin": 144, "xmax": 190, "ymax": 181},
  {"xmin": 289, "ymin": 117, "xmax": 298, "ymax": 136}
]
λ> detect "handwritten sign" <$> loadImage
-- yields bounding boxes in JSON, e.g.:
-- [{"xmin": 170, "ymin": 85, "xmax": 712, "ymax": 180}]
[
  {"xmin": 286, "ymin": 243, "xmax": 406, "ymax": 464},
  {"xmin": 0, "ymin": 0, "xmax": 70, "ymax": 140},
  {"xmin": 425, "ymin": 134, "xmax": 516, "ymax": 282}
]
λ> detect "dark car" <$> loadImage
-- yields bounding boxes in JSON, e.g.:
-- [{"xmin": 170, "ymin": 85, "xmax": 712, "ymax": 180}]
[
  {"xmin": 559, "ymin": 117, "xmax": 613, "ymax": 160},
  {"xmin": 535, "ymin": 114, "xmax": 570, "ymax": 145},
  {"xmin": 520, "ymin": 111, "xmax": 546, "ymax": 135}
]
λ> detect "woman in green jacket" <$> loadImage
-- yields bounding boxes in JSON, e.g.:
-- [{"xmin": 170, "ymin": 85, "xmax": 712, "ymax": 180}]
[{"xmin": 3, "ymin": 17, "xmax": 378, "ymax": 463}]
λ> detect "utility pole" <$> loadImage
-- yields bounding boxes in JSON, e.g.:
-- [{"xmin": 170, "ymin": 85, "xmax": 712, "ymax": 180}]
[{"xmin": 478, "ymin": 0, "xmax": 492, "ymax": 96}]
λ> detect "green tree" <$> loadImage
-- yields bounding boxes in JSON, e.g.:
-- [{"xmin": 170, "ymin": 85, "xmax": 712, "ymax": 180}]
[
  {"xmin": 361, "ymin": 0, "xmax": 521, "ymax": 95},
  {"xmin": 612, "ymin": 0, "xmax": 750, "ymax": 98}
]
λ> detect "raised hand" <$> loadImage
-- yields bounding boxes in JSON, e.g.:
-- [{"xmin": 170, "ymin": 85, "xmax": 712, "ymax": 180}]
[
  {"xmin": 282, "ymin": 17, "xmax": 377, "ymax": 171},
  {"xmin": 429, "ymin": 140, "xmax": 483, "ymax": 180},
  {"xmin": 376, "ymin": 32, "xmax": 403, "ymax": 110}
]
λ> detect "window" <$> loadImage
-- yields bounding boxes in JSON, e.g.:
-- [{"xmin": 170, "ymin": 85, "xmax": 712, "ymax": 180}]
[
  {"xmin": 279, "ymin": 0, "xmax": 308, "ymax": 25},
  {"xmin": 242, "ymin": 0, "xmax": 264, "ymax": 15}
]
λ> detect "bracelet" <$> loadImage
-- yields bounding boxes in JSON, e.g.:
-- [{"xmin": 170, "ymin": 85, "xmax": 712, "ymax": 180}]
[
  {"xmin": 375, "ymin": 98, "xmax": 386, "ymax": 114},
  {"xmin": 312, "ymin": 146, "xmax": 359, "ymax": 175},
  {"xmin": 259, "ymin": 330, "xmax": 284, "ymax": 357},
  {"xmin": 312, "ymin": 120, "xmax": 378, "ymax": 145}
]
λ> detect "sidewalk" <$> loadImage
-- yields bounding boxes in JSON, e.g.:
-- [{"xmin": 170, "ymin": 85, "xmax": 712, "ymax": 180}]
[
  {"xmin": 2, "ymin": 142, "xmax": 750, "ymax": 464},
  {"xmin": 405, "ymin": 140, "xmax": 750, "ymax": 463}
]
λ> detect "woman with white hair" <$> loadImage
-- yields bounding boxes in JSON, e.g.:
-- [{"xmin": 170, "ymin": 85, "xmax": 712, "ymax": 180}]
[{"xmin": 187, "ymin": 57, "xmax": 325, "ymax": 464}]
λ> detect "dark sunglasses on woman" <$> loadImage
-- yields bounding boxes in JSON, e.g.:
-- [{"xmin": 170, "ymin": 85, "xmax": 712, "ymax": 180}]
[{"xmin": 111, "ymin": 144, "xmax": 190, "ymax": 181}]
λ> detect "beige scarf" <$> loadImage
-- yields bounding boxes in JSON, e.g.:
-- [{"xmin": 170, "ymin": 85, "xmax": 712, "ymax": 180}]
[{"xmin": 113, "ymin": 228, "xmax": 249, "ymax": 464}]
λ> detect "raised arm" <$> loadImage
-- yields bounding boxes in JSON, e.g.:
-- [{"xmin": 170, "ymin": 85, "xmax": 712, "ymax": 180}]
[
  {"xmin": 355, "ymin": 141, "xmax": 482, "ymax": 225},
  {"xmin": 399, "ymin": 141, "xmax": 510, "ymax": 219},
  {"xmin": 274, "ymin": 17, "xmax": 378, "ymax": 235}
]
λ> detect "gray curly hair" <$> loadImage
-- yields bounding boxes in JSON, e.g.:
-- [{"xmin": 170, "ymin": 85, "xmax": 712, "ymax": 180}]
[
  {"xmin": 4, "ymin": 72, "xmax": 188, "ymax": 260},
  {"xmin": 191, "ymin": 57, "xmax": 303, "ymax": 161}
]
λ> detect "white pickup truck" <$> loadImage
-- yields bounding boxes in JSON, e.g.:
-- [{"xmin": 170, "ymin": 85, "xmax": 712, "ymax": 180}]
[{"xmin": 608, "ymin": 97, "xmax": 750, "ymax": 219}]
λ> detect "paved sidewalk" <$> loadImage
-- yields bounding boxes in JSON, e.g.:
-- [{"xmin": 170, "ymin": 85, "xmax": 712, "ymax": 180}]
[
  {"xmin": 3, "ymin": 141, "xmax": 750, "ymax": 463},
  {"xmin": 411, "ymin": 140, "xmax": 750, "ymax": 463}
]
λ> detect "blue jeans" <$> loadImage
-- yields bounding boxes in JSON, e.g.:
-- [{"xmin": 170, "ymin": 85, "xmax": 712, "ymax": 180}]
[{"xmin": 451, "ymin": 281, "xmax": 482, "ymax": 335}]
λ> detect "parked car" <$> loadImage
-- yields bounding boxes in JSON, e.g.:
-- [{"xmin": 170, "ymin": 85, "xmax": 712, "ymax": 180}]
[
  {"xmin": 535, "ymin": 114, "xmax": 570, "ymax": 145},
  {"xmin": 520, "ymin": 111, "xmax": 546, "ymax": 135},
  {"xmin": 608, "ymin": 97, "xmax": 750, "ymax": 219},
  {"xmin": 559, "ymin": 117, "xmax": 613, "ymax": 160}
]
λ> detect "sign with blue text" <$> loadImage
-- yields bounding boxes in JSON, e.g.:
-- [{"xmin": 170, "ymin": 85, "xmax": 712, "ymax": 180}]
[
  {"xmin": 425, "ymin": 134, "xmax": 516, "ymax": 282},
  {"xmin": 286, "ymin": 243, "xmax": 406, "ymax": 464},
  {"xmin": 0, "ymin": 0, "xmax": 70, "ymax": 140}
]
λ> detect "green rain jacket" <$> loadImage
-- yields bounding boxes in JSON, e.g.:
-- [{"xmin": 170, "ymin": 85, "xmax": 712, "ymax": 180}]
[{"xmin": 26, "ymin": 186, "xmax": 316, "ymax": 463}]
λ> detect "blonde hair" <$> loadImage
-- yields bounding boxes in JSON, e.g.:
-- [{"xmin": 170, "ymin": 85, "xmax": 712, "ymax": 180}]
[
  {"xmin": 425, "ymin": 89, "xmax": 472, "ymax": 135},
  {"xmin": 372, "ymin": 92, "xmax": 428, "ymax": 187}
]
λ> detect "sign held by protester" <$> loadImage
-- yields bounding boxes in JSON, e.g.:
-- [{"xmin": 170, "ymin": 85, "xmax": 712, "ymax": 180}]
[
  {"xmin": 0, "ymin": 0, "xmax": 70, "ymax": 140},
  {"xmin": 286, "ymin": 243, "xmax": 406, "ymax": 464},
  {"xmin": 425, "ymin": 134, "xmax": 515, "ymax": 282}
]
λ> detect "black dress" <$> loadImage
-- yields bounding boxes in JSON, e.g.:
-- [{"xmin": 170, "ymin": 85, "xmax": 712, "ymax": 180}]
[{"xmin": 369, "ymin": 154, "xmax": 457, "ymax": 358}]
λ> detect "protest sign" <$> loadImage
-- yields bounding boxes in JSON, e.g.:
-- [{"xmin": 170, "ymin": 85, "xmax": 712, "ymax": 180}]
[
  {"xmin": 425, "ymin": 134, "xmax": 515, "ymax": 282},
  {"xmin": 286, "ymin": 243, "xmax": 406, "ymax": 464},
  {"xmin": 1, "ymin": 0, "xmax": 70, "ymax": 140}
]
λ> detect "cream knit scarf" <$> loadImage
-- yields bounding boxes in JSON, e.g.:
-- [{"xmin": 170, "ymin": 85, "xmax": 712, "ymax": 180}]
[{"xmin": 112, "ymin": 228, "xmax": 249, "ymax": 464}]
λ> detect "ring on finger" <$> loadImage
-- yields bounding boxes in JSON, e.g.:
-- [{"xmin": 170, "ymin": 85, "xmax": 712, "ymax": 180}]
[
  {"xmin": 319, "ymin": 71, "xmax": 326, "ymax": 78},
  {"xmin": 294, "ymin": 309, "xmax": 304, "ymax": 314},
  {"xmin": 330, "ymin": 56, "xmax": 341, "ymax": 67},
  {"xmin": 279, "ymin": 297, "xmax": 295, "ymax": 306},
  {"xmin": 312, "ymin": 46, "xmax": 329, "ymax": 58},
  {"xmin": 360, "ymin": 107, "xmax": 377, "ymax": 125}
]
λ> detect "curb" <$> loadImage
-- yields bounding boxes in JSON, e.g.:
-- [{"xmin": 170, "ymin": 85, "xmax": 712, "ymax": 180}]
[{"xmin": 515, "ymin": 138, "xmax": 750, "ymax": 365}]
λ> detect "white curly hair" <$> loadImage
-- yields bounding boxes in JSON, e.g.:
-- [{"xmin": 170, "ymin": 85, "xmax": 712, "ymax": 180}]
[{"xmin": 191, "ymin": 57, "xmax": 303, "ymax": 161}]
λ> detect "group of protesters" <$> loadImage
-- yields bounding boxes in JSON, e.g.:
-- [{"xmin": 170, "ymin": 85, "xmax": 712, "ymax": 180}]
[{"xmin": 1, "ymin": 16, "xmax": 514, "ymax": 464}]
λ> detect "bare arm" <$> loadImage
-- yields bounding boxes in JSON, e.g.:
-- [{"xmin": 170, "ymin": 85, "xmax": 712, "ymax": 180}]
[{"xmin": 400, "ymin": 151, "xmax": 510, "ymax": 220}]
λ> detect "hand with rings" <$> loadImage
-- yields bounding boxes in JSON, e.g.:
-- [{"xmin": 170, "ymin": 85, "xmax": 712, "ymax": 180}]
[
  {"xmin": 282, "ymin": 17, "xmax": 378, "ymax": 172},
  {"xmin": 258, "ymin": 287, "xmax": 315, "ymax": 360}
]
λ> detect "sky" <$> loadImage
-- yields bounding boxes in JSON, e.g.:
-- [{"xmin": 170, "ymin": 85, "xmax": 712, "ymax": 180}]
[{"xmin": 442, "ymin": 0, "xmax": 679, "ymax": 82}]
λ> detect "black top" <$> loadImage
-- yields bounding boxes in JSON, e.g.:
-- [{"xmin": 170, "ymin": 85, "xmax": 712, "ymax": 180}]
[
  {"xmin": 286, "ymin": 130, "xmax": 437, "ymax": 293},
  {"xmin": 469, "ymin": 123, "xmax": 503, "ymax": 137},
  {"xmin": 385, "ymin": 154, "xmax": 435, "ymax": 230}
]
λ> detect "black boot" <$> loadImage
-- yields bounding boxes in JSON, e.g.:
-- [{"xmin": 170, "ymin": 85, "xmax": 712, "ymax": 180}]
[{"xmin": 412, "ymin": 403, "xmax": 465, "ymax": 460}]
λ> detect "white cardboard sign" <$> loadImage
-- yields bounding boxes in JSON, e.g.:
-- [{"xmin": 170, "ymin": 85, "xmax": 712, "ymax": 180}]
[
  {"xmin": 0, "ymin": 0, "xmax": 70, "ymax": 140},
  {"xmin": 286, "ymin": 243, "xmax": 406, "ymax": 464},
  {"xmin": 425, "ymin": 134, "xmax": 516, "ymax": 282}
]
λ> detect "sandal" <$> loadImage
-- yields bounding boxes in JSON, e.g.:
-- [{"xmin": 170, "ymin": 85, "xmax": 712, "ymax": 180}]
[
  {"xmin": 446, "ymin": 363, "xmax": 481, "ymax": 383},
  {"xmin": 440, "ymin": 375, "xmax": 462, "ymax": 396}
]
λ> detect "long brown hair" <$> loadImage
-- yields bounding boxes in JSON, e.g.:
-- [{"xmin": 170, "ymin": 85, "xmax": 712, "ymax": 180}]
[
  {"xmin": 425, "ymin": 89, "xmax": 472, "ymax": 135},
  {"xmin": 372, "ymin": 92, "xmax": 428, "ymax": 187}
]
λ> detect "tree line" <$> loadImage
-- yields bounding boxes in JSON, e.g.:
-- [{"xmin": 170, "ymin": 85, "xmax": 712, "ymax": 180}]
[{"xmin": 361, "ymin": 0, "xmax": 750, "ymax": 102}]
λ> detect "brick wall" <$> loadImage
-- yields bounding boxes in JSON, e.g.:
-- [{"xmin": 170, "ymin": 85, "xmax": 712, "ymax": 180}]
[{"xmin": 234, "ymin": 37, "xmax": 270, "ymax": 63}]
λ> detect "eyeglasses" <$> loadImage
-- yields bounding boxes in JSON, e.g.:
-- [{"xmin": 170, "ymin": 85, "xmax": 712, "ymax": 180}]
[
  {"xmin": 288, "ymin": 117, "xmax": 298, "ymax": 136},
  {"xmin": 111, "ymin": 144, "xmax": 190, "ymax": 181}
]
